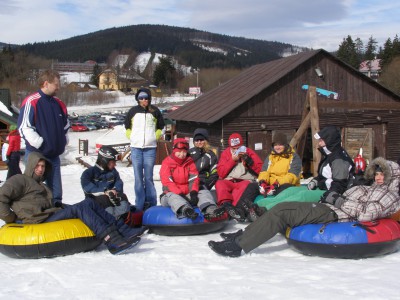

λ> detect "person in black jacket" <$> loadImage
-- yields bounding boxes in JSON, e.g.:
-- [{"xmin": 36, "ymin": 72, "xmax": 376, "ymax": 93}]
[
  {"xmin": 188, "ymin": 128, "xmax": 219, "ymax": 190},
  {"xmin": 307, "ymin": 125, "xmax": 355, "ymax": 202}
]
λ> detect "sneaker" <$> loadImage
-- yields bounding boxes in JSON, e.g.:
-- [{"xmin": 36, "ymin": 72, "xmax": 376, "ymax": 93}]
[
  {"xmin": 104, "ymin": 232, "xmax": 141, "ymax": 255},
  {"xmin": 208, "ymin": 239, "xmax": 242, "ymax": 257},
  {"xmin": 220, "ymin": 229, "xmax": 243, "ymax": 241},
  {"xmin": 182, "ymin": 206, "xmax": 199, "ymax": 220},
  {"xmin": 224, "ymin": 203, "xmax": 246, "ymax": 222}
]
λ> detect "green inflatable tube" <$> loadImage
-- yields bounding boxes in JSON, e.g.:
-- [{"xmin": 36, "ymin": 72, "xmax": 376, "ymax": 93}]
[{"xmin": 254, "ymin": 186, "xmax": 325, "ymax": 210}]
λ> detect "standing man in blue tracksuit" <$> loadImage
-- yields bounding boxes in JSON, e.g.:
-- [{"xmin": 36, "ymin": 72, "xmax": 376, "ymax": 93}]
[{"xmin": 18, "ymin": 69, "xmax": 70, "ymax": 207}]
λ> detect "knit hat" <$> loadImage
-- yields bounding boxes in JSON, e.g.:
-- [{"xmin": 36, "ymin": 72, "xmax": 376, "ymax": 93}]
[
  {"xmin": 272, "ymin": 132, "xmax": 287, "ymax": 145},
  {"xmin": 173, "ymin": 138, "xmax": 189, "ymax": 150},
  {"xmin": 193, "ymin": 128, "xmax": 209, "ymax": 141},
  {"xmin": 229, "ymin": 133, "xmax": 243, "ymax": 147}
]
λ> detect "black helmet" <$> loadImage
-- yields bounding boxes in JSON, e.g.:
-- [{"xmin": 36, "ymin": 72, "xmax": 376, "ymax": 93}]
[{"xmin": 97, "ymin": 146, "xmax": 119, "ymax": 170}]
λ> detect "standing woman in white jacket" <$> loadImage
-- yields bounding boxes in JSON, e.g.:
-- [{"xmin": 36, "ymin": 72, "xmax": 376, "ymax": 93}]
[{"xmin": 124, "ymin": 88, "xmax": 165, "ymax": 211}]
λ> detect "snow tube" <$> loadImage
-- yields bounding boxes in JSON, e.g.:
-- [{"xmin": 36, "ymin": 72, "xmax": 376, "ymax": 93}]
[
  {"xmin": 143, "ymin": 206, "xmax": 229, "ymax": 236},
  {"xmin": 255, "ymin": 186, "xmax": 324, "ymax": 210},
  {"xmin": 0, "ymin": 219, "xmax": 102, "ymax": 259},
  {"xmin": 286, "ymin": 219, "xmax": 400, "ymax": 259}
]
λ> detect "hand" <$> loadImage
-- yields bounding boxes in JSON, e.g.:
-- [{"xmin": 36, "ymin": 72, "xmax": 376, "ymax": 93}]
[
  {"xmin": 266, "ymin": 182, "xmax": 280, "ymax": 196},
  {"xmin": 179, "ymin": 193, "xmax": 191, "ymax": 202},
  {"xmin": 307, "ymin": 179, "xmax": 318, "ymax": 190},
  {"xmin": 241, "ymin": 154, "xmax": 254, "ymax": 167},
  {"xmin": 189, "ymin": 191, "xmax": 199, "ymax": 207},
  {"xmin": 320, "ymin": 191, "xmax": 345, "ymax": 208},
  {"xmin": 107, "ymin": 190, "xmax": 121, "ymax": 206},
  {"xmin": 258, "ymin": 180, "xmax": 269, "ymax": 196}
]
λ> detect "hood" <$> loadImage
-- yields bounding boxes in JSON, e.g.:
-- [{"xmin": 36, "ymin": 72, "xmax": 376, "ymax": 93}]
[
  {"xmin": 365, "ymin": 157, "xmax": 393, "ymax": 185},
  {"xmin": 316, "ymin": 126, "xmax": 341, "ymax": 152},
  {"xmin": 24, "ymin": 152, "xmax": 52, "ymax": 181}
]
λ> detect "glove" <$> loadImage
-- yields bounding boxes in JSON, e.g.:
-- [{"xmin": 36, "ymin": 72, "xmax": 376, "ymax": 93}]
[
  {"xmin": 319, "ymin": 191, "xmax": 345, "ymax": 208},
  {"xmin": 179, "ymin": 193, "xmax": 191, "ymax": 202},
  {"xmin": 54, "ymin": 201, "xmax": 64, "ymax": 209},
  {"xmin": 241, "ymin": 154, "xmax": 254, "ymax": 167},
  {"xmin": 266, "ymin": 182, "xmax": 280, "ymax": 196},
  {"xmin": 258, "ymin": 180, "xmax": 269, "ymax": 196},
  {"xmin": 307, "ymin": 179, "xmax": 318, "ymax": 190},
  {"xmin": 189, "ymin": 191, "xmax": 199, "ymax": 207},
  {"xmin": 107, "ymin": 191, "xmax": 121, "ymax": 206}
]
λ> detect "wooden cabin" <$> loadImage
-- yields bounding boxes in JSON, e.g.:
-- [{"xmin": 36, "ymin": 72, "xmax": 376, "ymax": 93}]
[{"xmin": 167, "ymin": 49, "xmax": 400, "ymax": 171}]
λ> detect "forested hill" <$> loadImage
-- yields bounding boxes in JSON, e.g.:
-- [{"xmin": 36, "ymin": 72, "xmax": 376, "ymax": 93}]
[{"xmin": 18, "ymin": 24, "xmax": 307, "ymax": 69}]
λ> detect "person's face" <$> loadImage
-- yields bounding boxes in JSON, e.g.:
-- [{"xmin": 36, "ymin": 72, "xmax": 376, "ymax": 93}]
[
  {"xmin": 34, "ymin": 160, "xmax": 46, "ymax": 177},
  {"xmin": 138, "ymin": 96, "xmax": 149, "ymax": 108},
  {"xmin": 107, "ymin": 160, "xmax": 116, "ymax": 170},
  {"xmin": 318, "ymin": 138, "xmax": 326, "ymax": 148},
  {"xmin": 375, "ymin": 171, "xmax": 385, "ymax": 185},
  {"xmin": 42, "ymin": 77, "xmax": 60, "ymax": 96},
  {"xmin": 273, "ymin": 143, "xmax": 285, "ymax": 154},
  {"xmin": 194, "ymin": 139, "xmax": 205, "ymax": 148},
  {"xmin": 174, "ymin": 149, "xmax": 187, "ymax": 159}
]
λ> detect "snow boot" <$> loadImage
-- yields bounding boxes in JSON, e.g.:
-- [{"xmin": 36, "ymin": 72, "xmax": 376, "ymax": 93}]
[
  {"xmin": 208, "ymin": 238, "xmax": 243, "ymax": 258},
  {"xmin": 182, "ymin": 205, "xmax": 199, "ymax": 220},
  {"xmin": 223, "ymin": 202, "xmax": 246, "ymax": 222},
  {"xmin": 102, "ymin": 226, "xmax": 140, "ymax": 255},
  {"xmin": 220, "ymin": 229, "xmax": 243, "ymax": 241},
  {"xmin": 203, "ymin": 205, "xmax": 225, "ymax": 221}
]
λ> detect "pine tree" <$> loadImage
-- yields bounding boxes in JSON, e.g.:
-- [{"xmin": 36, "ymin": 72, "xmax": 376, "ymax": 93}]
[
  {"xmin": 91, "ymin": 64, "xmax": 102, "ymax": 87},
  {"xmin": 364, "ymin": 36, "xmax": 378, "ymax": 60},
  {"xmin": 336, "ymin": 35, "xmax": 360, "ymax": 68}
]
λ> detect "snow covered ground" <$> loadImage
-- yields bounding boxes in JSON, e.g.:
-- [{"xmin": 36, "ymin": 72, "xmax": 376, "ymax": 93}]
[{"xmin": 1, "ymin": 106, "xmax": 400, "ymax": 299}]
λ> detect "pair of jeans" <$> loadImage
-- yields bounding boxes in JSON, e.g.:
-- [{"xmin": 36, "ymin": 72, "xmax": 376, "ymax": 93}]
[
  {"xmin": 25, "ymin": 149, "xmax": 63, "ymax": 205},
  {"xmin": 130, "ymin": 147, "xmax": 157, "ymax": 210}
]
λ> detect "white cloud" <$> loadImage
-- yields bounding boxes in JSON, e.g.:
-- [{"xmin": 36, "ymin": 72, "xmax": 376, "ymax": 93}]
[{"xmin": 0, "ymin": 0, "xmax": 398, "ymax": 51}]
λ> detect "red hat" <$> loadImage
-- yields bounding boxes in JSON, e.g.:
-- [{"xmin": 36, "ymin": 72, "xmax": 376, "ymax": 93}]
[
  {"xmin": 173, "ymin": 138, "xmax": 189, "ymax": 150},
  {"xmin": 229, "ymin": 133, "xmax": 243, "ymax": 147}
]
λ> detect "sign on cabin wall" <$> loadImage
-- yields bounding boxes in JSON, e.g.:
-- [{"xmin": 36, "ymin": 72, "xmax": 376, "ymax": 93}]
[{"xmin": 343, "ymin": 128, "xmax": 374, "ymax": 164}]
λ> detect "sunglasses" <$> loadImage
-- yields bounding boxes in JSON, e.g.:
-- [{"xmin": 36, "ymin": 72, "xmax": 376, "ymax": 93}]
[{"xmin": 138, "ymin": 96, "xmax": 149, "ymax": 100}]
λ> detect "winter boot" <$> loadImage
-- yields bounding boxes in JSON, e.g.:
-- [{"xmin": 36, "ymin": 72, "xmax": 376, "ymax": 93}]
[
  {"xmin": 223, "ymin": 202, "xmax": 246, "ymax": 222},
  {"xmin": 208, "ymin": 238, "xmax": 243, "ymax": 257},
  {"xmin": 203, "ymin": 205, "xmax": 225, "ymax": 221},
  {"xmin": 220, "ymin": 229, "xmax": 243, "ymax": 241},
  {"xmin": 182, "ymin": 205, "xmax": 199, "ymax": 220},
  {"xmin": 102, "ymin": 226, "xmax": 140, "ymax": 255}
]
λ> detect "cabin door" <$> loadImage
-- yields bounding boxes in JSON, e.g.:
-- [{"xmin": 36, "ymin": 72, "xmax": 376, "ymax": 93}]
[{"xmin": 247, "ymin": 131, "xmax": 272, "ymax": 162}]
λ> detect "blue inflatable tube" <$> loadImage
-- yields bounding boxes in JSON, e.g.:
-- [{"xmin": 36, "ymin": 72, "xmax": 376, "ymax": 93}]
[
  {"xmin": 143, "ymin": 206, "xmax": 228, "ymax": 236},
  {"xmin": 286, "ymin": 219, "xmax": 400, "ymax": 259}
]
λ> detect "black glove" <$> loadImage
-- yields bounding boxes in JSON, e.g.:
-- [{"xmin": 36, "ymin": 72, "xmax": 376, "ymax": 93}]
[
  {"xmin": 320, "ymin": 191, "xmax": 345, "ymax": 208},
  {"xmin": 189, "ymin": 191, "xmax": 199, "ymax": 207},
  {"xmin": 54, "ymin": 201, "xmax": 64, "ymax": 208},
  {"xmin": 307, "ymin": 179, "xmax": 318, "ymax": 190},
  {"xmin": 241, "ymin": 154, "xmax": 254, "ymax": 167},
  {"xmin": 179, "ymin": 193, "xmax": 191, "ymax": 202},
  {"xmin": 107, "ymin": 191, "xmax": 121, "ymax": 206}
]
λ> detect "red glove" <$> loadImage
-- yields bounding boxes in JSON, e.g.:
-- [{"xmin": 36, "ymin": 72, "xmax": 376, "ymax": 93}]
[{"xmin": 258, "ymin": 180, "xmax": 269, "ymax": 196}]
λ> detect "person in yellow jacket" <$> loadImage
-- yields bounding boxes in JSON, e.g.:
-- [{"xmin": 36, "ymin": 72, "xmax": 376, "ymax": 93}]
[{"xmin": 258, "ymin": 131, "xmax": 302, "ymax": 196}]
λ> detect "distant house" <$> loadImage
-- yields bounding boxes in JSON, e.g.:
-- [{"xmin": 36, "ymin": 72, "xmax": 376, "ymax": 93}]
[
  {"xmin": 53, "ymin": 60, "xmax": 106, "ymax": 73},
  {"xmin": 167, "ymin": 49, "xmax": 400, "ymax": 165},
  {"xmin": 99, "ymin": 69, "xmax": 145, "ymax": 91},
  {"xmin": 359, "ymin": 59, "xmax": 381, "ymax": 81},
  {"xmin": 67, "ymin": 82, "xmax": 98, "ymax": 92}
]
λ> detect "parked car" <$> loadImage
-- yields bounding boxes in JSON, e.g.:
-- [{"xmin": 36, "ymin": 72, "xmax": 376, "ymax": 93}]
[
  {"xmin": 70, "ymin": 122, "xmax": 88, "ymax": 132},
  {"xmin": 83, "ymin": 122, "xmax": 97, "ymax": 131}
]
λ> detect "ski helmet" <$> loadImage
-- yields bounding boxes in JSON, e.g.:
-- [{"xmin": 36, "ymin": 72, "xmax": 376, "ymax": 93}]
[{"xmin": 97, "ymin": 146, "xmax": 119, "ymax": 169}]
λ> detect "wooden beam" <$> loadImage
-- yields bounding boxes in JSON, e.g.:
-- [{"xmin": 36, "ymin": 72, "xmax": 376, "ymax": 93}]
[
  {"xmin": 290, "ymin": 112, "xmax": 311, "ymax": 147},
  {"xmin": 318, "ymin": 101, "xmax": 400, "ymax": 110},
  {"xmin": 309, "ymin": 86, "xmax": 321, "ymax": 176}
]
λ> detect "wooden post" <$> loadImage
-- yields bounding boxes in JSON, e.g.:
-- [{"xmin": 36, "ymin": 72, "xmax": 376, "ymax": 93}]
[
  {"xmin": 290, "ymin": 112, "xmax": 311, "ymax": 147},
  {"xmin": 308, "ymin": 86, "xmax": 320, "ymax": 176}
]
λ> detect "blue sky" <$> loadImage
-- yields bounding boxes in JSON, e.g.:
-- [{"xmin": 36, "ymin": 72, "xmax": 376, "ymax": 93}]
[{"xmin": 0, "ymin": 0, "xmax": 399, "ymax": 51}]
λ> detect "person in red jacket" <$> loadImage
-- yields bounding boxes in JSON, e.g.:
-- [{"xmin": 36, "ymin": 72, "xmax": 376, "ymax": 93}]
[
  {"xmin": 160, "ymin": 138, "xmax": 222, "ymax": 220},
  {"xmin": 6, "ymin": 125, "xmax": 22, "ymax": 179},
  {"xmin": 215, "ymin": 133, "xmax": 263, "ymax": 221}
]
